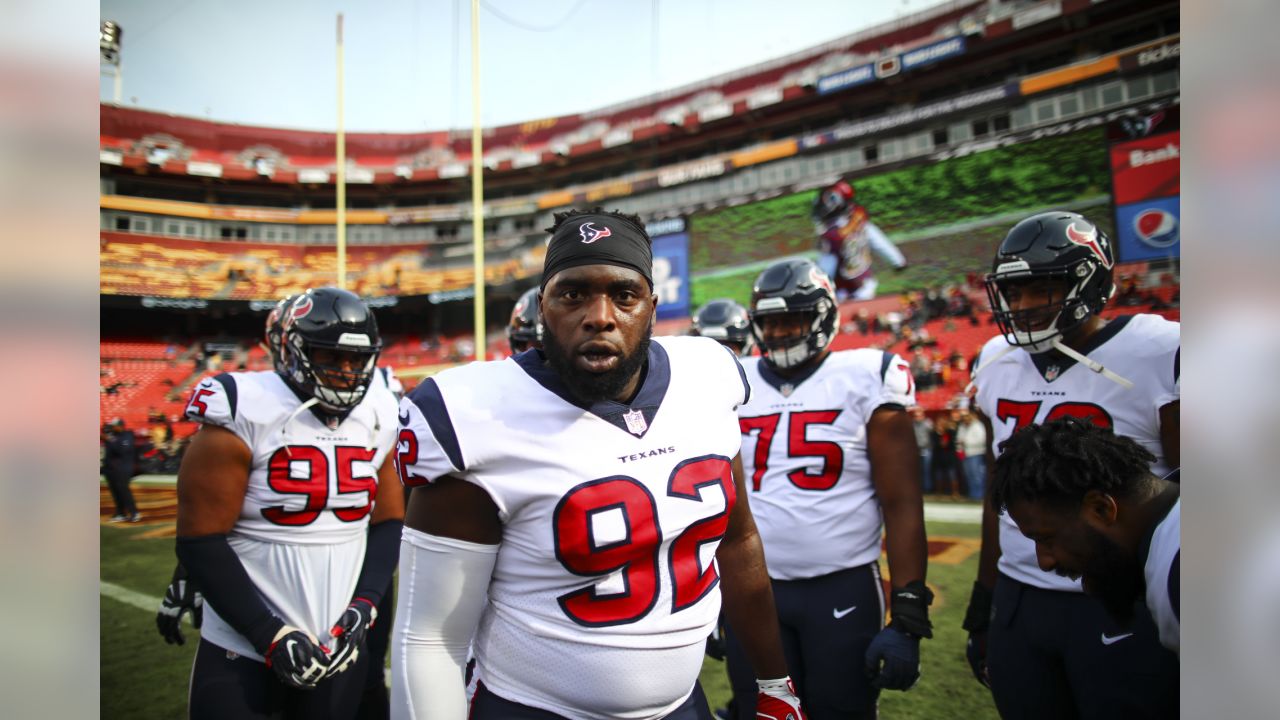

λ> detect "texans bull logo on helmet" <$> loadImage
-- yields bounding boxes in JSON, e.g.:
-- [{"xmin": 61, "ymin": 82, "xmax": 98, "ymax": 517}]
[{"xmin": 1065, "ymin": 222, "xmax": 1113, "ymax": 269}]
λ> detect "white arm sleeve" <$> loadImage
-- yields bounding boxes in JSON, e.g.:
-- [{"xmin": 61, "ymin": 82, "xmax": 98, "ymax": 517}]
[
  {"xmin": 865, "ymin": 221, "xmax": 906, "ymax": 268},
  {"xmin": 390, "ymin": 527, "xmax": 498, "ymax": 720}
]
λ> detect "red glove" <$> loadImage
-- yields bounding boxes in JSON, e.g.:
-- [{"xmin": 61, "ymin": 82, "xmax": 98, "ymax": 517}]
[{"xmin": 756, "ymin": 676, "xmax": 806, "ymax": 720}]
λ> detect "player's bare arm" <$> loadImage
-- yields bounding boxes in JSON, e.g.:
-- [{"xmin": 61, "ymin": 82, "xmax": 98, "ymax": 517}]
[
  {"xmin": 867, "ymin": 406, "xmax": 927, "ymax": 587},
  {"xmin": 176, "ymin": 423, "xmax": 252, "ymax": 536},
  {"xmin": 1159, "ymin": 400, "xmax": 1179, "ymax": 469},
  {"xmin": 715, "ymin": 453, "xmax": 789, "ymax": 681},
  {"xmin": 369, "ymin": 456, "xmax": 407, "ymax": 524},
  {"xmin": 974, "ymin": 408, "xmax": 1001, "ymax": 590},
  {"xmin": 402, "ymin": 474, "xmax": 501, "ymax": 544}
]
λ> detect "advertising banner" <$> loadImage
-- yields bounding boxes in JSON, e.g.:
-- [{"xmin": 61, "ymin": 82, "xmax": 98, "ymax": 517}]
[
  {"xmin": 1110, "ymin": 131, "xmax": 1180, "ymax": 205},
  {"xmin": 900, "ymin": 36, "xmax": 965, "ymax": 70},
  {"xmin": 651, "ymin": 232, "xmax": 690, "ymax": 320},
  {"xmin": 1114, "ymin": 196, "xmax": 1180, "ymax": 262}
]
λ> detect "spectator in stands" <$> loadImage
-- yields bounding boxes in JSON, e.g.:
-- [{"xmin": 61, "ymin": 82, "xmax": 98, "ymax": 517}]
[
  {"xmin": 910, "ymin": 350, "xmax": 934, "ymax": 390},
  {"xmin": 855, "ymin": 308, "xmax": 871, "ymax": 335},
  {"xmin": 912, "ymin": 408, "xmax": 936, "ymax": 494},
  {"xmin": 932, "ymin": 414, "xmax": 961, "ymax": 498},
  {"xmin": 102, "ymin": 418, "xmax": 141, "ymax": 523},
  {"xmin": 955, "ymin": 410, "xmax": 988, "ymax": 501}
]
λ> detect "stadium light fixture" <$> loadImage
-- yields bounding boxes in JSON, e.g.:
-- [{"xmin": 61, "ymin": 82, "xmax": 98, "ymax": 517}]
[{"xmin": 100, "ymin": 20, "xmax": 123, "ymax": 104}]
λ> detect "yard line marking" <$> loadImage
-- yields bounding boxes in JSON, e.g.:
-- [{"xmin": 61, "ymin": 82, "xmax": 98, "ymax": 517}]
[{"xmin": 101, "ymin": 580, "xmax": 161, "ymax": 613}]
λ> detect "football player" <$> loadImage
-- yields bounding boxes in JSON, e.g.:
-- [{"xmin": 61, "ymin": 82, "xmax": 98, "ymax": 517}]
[
  {"xmin": 506, "ymin": 286, "xmax": 543, "ymax": 355},
  {"xmin": 991, "ymin": 418, "xmax": 1180, "ymax": 656},
  {"xmin": 157, "ymin": 291, "xmax": 299, "ymax": 647},
  {"xmin": 690, "ymin": 297, "xmax": 755, "ymax": 357},
  {"xmin": 725, "ymin": 257, "xmax": 931, "ymax": 719},
  {"xmin": 176, "ymin": 287, "xmax": 404, "ymax": 720},
  {"xmin": 392, "ymin": 209, "xmax": 806, "ymax": 719},
  {"xmin": 963, "ymin": 211, "xmax": 1179, "ymax": 718},
  {"xmin": 811, "ymin": 179, "xmax": 906, "ymax": 301}
]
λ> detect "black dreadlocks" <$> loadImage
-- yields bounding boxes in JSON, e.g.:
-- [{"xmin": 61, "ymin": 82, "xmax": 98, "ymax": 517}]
[{"xmin": 991, "ymin": 416, "xmax": 1156, "ymax": 513}]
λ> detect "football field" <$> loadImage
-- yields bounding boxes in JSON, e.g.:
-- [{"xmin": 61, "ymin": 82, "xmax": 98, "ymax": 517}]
[{"xmin": 100, "ymin": 486, "xmax": 999, "ymax": 719}]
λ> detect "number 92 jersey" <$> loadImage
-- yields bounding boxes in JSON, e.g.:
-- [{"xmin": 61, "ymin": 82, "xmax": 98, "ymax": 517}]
[
  {"xmin": 396, "ymin": 336, "xmax": 749, "ymax": 720},
  {"xmin": 738, "ymin": 349, "xmax": 915, "ymax": 581},
  {"xmin": 183, "ymin": 371, "xmax": 400, "ymax": 544},
  {"xmin": 973, "ymin": 314, "xmax": 1180, "ymax": 591}
]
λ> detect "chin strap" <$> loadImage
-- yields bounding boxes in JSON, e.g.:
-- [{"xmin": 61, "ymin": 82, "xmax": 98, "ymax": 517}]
[
  {"xmin": 1050, "ymin": 338, "xmax": 1134, "ymax": 389},
  {"xmin": 366, "ymin": 411, "xmax": 381, "ymax": 452},
  {"xmin": 280, "ymin": 397, "xmax": 320, "ymax": 457},
  {"xmin": 965, "ymin": 337, "xmax": 1133, "ymax": 394}
]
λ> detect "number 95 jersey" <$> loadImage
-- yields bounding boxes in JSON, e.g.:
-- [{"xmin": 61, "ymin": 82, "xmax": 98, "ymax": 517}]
[
  {"xmin": 973, "ymin": 314, "xmax": 1180, "ymax": 591},
  {"xmin": 397, "ymin": 336, "xmax": 749, "ymax": 720},
  {"xmin": 183, "ymin": 371, "xmax": 400, "ymax": 544},
  {"xmin": 738, "ymin": 349, "xmax": 915, "ymax": 581}
]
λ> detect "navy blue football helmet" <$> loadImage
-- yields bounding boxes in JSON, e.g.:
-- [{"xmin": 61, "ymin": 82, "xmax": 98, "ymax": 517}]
[{"xmin": 279, "ymin": 288, "xmax": 383, "ymax": 414}]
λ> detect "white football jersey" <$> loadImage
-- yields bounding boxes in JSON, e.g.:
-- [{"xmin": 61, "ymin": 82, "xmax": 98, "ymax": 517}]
[
  {"xmin": 397, "ymin": 336, "xmax": 748, "ymax": 720},
  {"xmin": 1144, "ymin": 498, "xmax": 1180, "ymax": 654},
  {"xmin": 973, "ymin": 313, "xmax": 1180, "ymax": 591},
  {"xmin": 738, "ymin": 349, "xmax": 915, "ymax": 580},
  {"xmin": 183, "ymin": 371, "xmax": 399, "ymax": 659}
]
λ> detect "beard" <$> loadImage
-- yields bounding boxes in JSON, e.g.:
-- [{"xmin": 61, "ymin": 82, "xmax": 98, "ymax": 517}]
[
  {"xmin": 542, "ymin": 326, "xmax": 652, "ymax": 404},
  {"xmin": 1078, "ymin": 527, "xmax": 1144, "ymax": 625}
]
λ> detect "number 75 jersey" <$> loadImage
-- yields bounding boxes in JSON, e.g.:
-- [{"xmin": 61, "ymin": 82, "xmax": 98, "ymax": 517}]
[{"xmin": 738, "ymin": 349, "xmax": 915, "ymax": 581}]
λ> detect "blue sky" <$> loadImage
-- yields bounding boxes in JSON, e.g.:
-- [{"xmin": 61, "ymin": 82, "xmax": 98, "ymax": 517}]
[{"xmin": 100, "ymin": 0, "xmax": 940, "ymax": 132}]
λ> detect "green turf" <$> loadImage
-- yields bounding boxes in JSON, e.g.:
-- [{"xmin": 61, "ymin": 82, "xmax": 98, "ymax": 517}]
[{"xmin": 102, "ymin": 521, "xmax": 997, "ymax": 718}]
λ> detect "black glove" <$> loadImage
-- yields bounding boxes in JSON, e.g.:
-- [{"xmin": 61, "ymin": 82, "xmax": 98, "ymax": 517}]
[
  {"xmin": 156, "ymin": 563, "xmax": 203, "ymax": 645},
  {"xmin": 865, "ymin": 626, "xmax": 921, "ymax": 690},
  {"xmin": 265, "ymin": 626, "xmax": 330, "ymax": 690},
  {"xmin": 962, "ymin": 581, "xmax": 993, "ymax": 688},
  {"xmin": 327, "ymin": 597, "xmax": 377, "ymax": 676},
  {"xmin": 865, "ymin": 580, "xmax": 934, "ymax": 691}
]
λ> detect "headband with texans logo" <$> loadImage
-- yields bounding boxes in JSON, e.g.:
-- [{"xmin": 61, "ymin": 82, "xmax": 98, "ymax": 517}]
[{"xmin": 540, "ymin": 213, "xmax": 653, "ymax": 290}]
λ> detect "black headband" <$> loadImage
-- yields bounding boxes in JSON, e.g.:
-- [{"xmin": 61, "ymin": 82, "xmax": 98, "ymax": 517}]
[{"xmin": 540, "ymin": 214, "xmax": 653, "ymax": 290}]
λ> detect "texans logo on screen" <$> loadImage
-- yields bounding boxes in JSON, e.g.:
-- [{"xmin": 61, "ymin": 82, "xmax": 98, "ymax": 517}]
[{"xmin": 1133, "ymin": 208, "xmax": 1179, "ymax": 249}]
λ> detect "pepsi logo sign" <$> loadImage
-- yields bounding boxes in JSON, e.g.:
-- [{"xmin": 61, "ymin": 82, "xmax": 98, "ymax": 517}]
[{"xmin": 1133, "ymin": 208, "xmax": 1179, "ymax": 249}]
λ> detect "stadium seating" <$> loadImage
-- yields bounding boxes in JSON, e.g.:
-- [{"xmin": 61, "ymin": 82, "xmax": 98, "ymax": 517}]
[{"xmin": 100, "ymin": 231, "xmax": 544, "ymax": 300}]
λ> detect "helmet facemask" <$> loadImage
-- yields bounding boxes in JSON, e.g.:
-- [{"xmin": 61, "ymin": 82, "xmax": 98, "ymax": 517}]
[
  {"xmin": 751, "ymin": 305, "xmax": 835, "ymax": 370},
  {"xmin": 986, "ymin": 261, "xmax": 1102, "ymax": 354},
  {"xmin": 285, "ymin": 333, "xmax": 380, "ymax": 413}
]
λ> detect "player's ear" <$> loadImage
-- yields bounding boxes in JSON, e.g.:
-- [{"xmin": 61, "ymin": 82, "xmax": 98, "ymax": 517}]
[{"xmin": 1080, "ymin": 489, "xmax": 1119, "ymax": 528}]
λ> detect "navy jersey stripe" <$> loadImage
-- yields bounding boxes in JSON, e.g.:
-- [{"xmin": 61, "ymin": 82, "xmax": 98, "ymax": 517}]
[
  {"xmin": 212, "ymin": 373, "xmax": 238, "ymax": 421},
  {"xmin": 723, "ymin": 344, "xmax": 751, "ymax": 405},
  {"xmin": 1168, "ymin": 550, "xmax": 1179, "ymax": 621},
  {"xmin": 408, "ymin": 378, "xmax": 465, "ymax": 472},
  {"xmin": 1173, "ymin": 346, "xmax": 1180, "ymax": 384},
  {"xmin": 879, "ymin": 350, "xmax": 893, "ymax": 381}
]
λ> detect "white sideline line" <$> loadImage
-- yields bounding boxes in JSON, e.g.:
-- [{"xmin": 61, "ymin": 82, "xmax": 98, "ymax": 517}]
[
  {"xmin": 923, "ymin": 503, "xmax": 981, "ymax": 524},
  {"xmin": 101, "ymin": 580, "xmax": 161, "ymax": 613}
]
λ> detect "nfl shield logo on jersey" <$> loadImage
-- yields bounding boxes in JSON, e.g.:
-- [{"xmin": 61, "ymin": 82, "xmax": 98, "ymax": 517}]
[
  {"xmin": 780, "ymin": 383, "xmax": 795, "ymax": 398},
  {"xmin": 623, "ymin": 408, "xmax": 648, "ymax": 436},
  {"xmin": 1045, "ymin": 364, "xmax": 1061, "ymax": 381}
]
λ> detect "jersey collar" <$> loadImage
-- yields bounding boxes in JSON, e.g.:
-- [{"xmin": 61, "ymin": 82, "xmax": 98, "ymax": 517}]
[
  {"xmin": 514, "ymin": 342, "xmax": 671, "ymax": 438},
  {"xmin": 756, "ymin": 351, "xmax": 832, "ymax": 396},
  {"xmin": 1029, "ymin": 315, "xmax": 1132, "ymax": 382}
]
